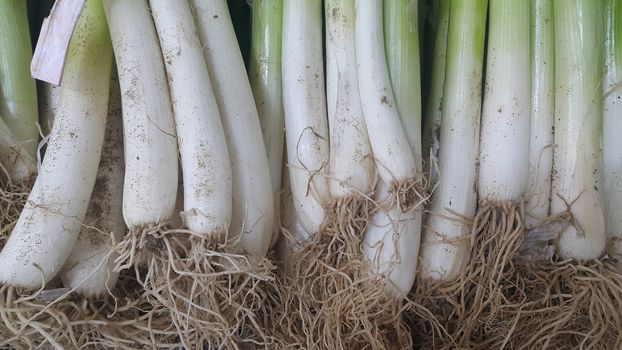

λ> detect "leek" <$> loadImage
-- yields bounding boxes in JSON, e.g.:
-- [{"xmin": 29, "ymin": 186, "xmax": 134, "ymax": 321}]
[
  {"xmin": 0, "ymin": 0, "xmax": 38, "ymax": 163},
  {"xmin": 525, "ymin": 0, "xmax": 554, "ymax": 228},
  {"xmin": 605, "ymin": 0, "xmax": 622, "ymax": 268},
  {"xmin": 478, "ymin": 0, "xmax": 531, "ymax": 204},
  {"xmin": 552, "ymin": 0, "xmax": 606, "ymax": 260},
  {"xmin": 281, "ymin": 0, "xmax": 330, "ymax": 236},
  {"xmin": 151, "ymin": 0, "xmax": 232, "ymax": 237},
  {"xmin": 249, "ymin": 0, "xmax": 285, "ymax": 247},
  {"xmin": 0, "ymin": 0, "xmax": 112, "ymax": 289},
  {"xmin": 325, "ymin": 0, "xmax": 375, "ymax": 204},
  {"xmin": 192, "ymin": 0, "xmax": 274, "ymax": 258},
  {"xmin": 421, "ymin": 0, "xmax": 450, "ymax": 188},
  {"xmin": 419, "ymin": 0, "xmax": 488, "ymax": 280},
  {"xmin": 104, "ymin": 0, "xmax": 178, "ymax": 230},
  {"xmin": 362, "ymin": 0, "xmax": 422, "ymax": 299}
]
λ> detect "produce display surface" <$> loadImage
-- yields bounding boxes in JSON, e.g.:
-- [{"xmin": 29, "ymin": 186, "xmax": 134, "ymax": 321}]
[{"xmin": 0, "ymin": 0, "xmax": 621, "ymax": 349}]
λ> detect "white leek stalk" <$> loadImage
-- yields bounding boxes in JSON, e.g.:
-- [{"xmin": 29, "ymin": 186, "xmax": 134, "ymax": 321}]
[
  {"xmin": 384, "ymin": 0, "xmax": 423, "ymax": 168},
  {"xmin": 0, "ymin": 0, "xmax": 39, "ymax": 162},
  {"xmin": 281, "ymin": 0, "xmax": 330, "ymax": 235},
  {"xmin": 421, "ymin": 0, "xmax": 450, "ymax": 188},
  {"xmin": 362, "ymin": 0, "xmax": 422, "ymax": 299},
  {"xmin": 0, "ymin": 0, "xmax": 112, "ymax": 289},
  {"xmin": 250, "ymin": 0, "xmax": 285, "ymax": 247},
  {"xmin": 419, "ymin": 0, "xmax": 488, "ymax": 280},
  {"xmin": 277, "ymin": 153, "xmax": 310, "ymax": 275},
  {"xmin": 104, "ymin": 0, "xmax": 178, "ymax": 228},
  {"xmin": 325, "ymin": 0, "xmax": 375, "ymax": 199},
  {"xmin": 355, "ymin": 0, "xmax": 417, "ymax": 201},
  {"xmin": 478, "ymin": 0, "xmax": 531, "ymax": 204},
  {"xmin": 552, "ymin": 0, "xmax": 606, "ymax": 261},
  {"xmin": 60, "ymin": 75, "xmax": 124, "ymax": 296},
  {"xmin": 192, "ymin": 0, "xmax": 274, "ymax": 259},
  {"xmin": 150, "ymin": 0, "xmax": 232, "ymax": 236},
  {"xmin": 604, "ymin": 0, "xmax": 622, "ymax": 267},
  {"xmin": 525, "ymin": 0, "xmax": 554, "ymax": 228},
  {"xmin": 364, "ymin": 180, "xmax": 419, "ymax": 299}
]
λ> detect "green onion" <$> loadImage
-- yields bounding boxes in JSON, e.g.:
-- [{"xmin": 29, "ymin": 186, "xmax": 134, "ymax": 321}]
[
  {"xmin": 249, "ymin": 0, "xmax": 285, "ymax": 247},
  {"xmin": 478, "ymin": 0, "xmax": 531, "ymax": 203},
  {"xmin": 525, "ymin": 0, "xmax": 554, "ymax": 228},
  {"xmin": 419, "ymin": 0, "xmax": 488, "ymax": 280},
  {"xmin": 604, "ymin": 0, "xmax": 622, "ymax": 266},
  {"xmin": 552, "ymin": 0, "xmax": 606, "ymax": 260},
  {"xmin": 421, "ymin": 0, "xmax": 450, "ymax": 188},
  {"xmin": 0, "ymin": 0, "xmax": 39, "ymax": 165},
  {"xmin": 281, "ymin": 0, "xmax": 329, "ymax": 236},
  {"xmin": 384, "ymin": 0, "xmax": 423, "ymax": 168},
  {"xmin": 0, "ymin": 0, "xmax": 113, "ymax": 289}
]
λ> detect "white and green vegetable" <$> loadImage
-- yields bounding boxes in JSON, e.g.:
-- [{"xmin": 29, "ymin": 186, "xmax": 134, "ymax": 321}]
[
  {"xmin": 250, "ymin": 0, "xmax": 285, "ymax": 247},
  {"xmin": 0, "ymin": 0, "xmax": 39, "ymax": 166},
  {"xmin": 419, "ymin": 0, "xmax": 488, "ymax": 280},
  {"xmin": 325, "ymin": 0, "xmax": 375, "ymax": 205},
  {"xmin": 552, "ymin": 0, "xmax": 606, "ymax": 261},
  {"xmin": 192, "ymin": 0, "xmax": 274, "ymax": 258},
  {"xmin": 0, "ymin": 0, "xmax": 112, "ymax": 289},
  {"xmin": 525, "ymin": 0, "xmax": 554, "ymax": 229},
  {"xmin": 604, "ymin": 0, "xmax": 622, "ymax": 268},
  {"xmin": 60, "ymin": 74, "xmax": 124, "ymax": 297},
  {"xmin": 281, "ymin": 0, "xmax": 330, "ymax": 237},
  {"xmin": 150, "ymin": 0, "xmax": 232, "ymax": 237},
  {"xmin": 104, "ymin": 0, "xmax": 178, "ymax": 231},
  {"xmin": 362, "ymin": 0, "xmax": 423, "ymax": 298}
]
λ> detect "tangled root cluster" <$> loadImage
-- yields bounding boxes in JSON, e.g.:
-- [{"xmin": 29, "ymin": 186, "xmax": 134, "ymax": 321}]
[
  {"xmin": 0, "ymin": 271, "xmax": 179, "ymax": 349},
  {"xmin": 408, "ymin": 200, "xmax": 622, "ymax": 349},
  {"xmin": 272, "ymin": 186, "xmax": 419, "ymax": 350},
  {"xmin": 113, "ymin": 225, "xmax": 281, "ymax": 349}
]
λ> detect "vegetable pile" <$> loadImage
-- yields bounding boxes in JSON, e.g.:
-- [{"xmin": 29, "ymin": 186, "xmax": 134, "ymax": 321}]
[{"xmin": 0, "ymin": 0, "xmax": 621, "ymax": 349}]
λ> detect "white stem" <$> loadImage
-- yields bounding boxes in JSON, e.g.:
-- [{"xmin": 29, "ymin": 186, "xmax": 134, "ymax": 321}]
[
  {"xmin": 552, "ymin": 0, "xmax": 606, "ymax": 261},
  {"xmin": 277, "ymin": 151, "xmax": 309, "ymax": 275},
  {"xmin": 525, "ymin": 0, "xmax": 554, "ymax": 229},
  {"xmin": 150, "ymin": 0, "xmax": 232, "ymax": 236},
  {"xmin": 281, "ymin": 0, "xmax": 330, "ymax": 234},
  {"xmin": 0, "ymin": 0, "xmax": 113, "ymax": 289},
  {"xmin": 60, "ymin": 73, "xmax": 124, "ymax": 296},
  {"xmin": 419, "ymin": 0, "xmax": 488, "ymax": 280},
  {"xmin": 104, "ymin": 0, "xmax": 178, "ymax": 228},
  {"xmin": 192, "ymin": 0, "xmax": 274, "ymax": 259},
  {"xmin": 325, "ymin": 0, "xmax": 375, "ymax": 198},
  {"xmin": 478, "ymin": 0, "xmax": 531, "ymax": 202},
  {"xmin": 355, "ymin": 0, "xmax": 416, "ymax": 187},
  {"xmin": 604, "ymin": 0, "xmax": 622, "ymax": 268},
  {"xmin": 422, "ymin": 0, "xmax": 450, "ymax": 189},
  {"xmin": 363, "ymin": 180, "xmax": 420, "ymax": 300},
  {"xmin": 249, "ymin": 0, "xmax": 285, "ymax": 248}
]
